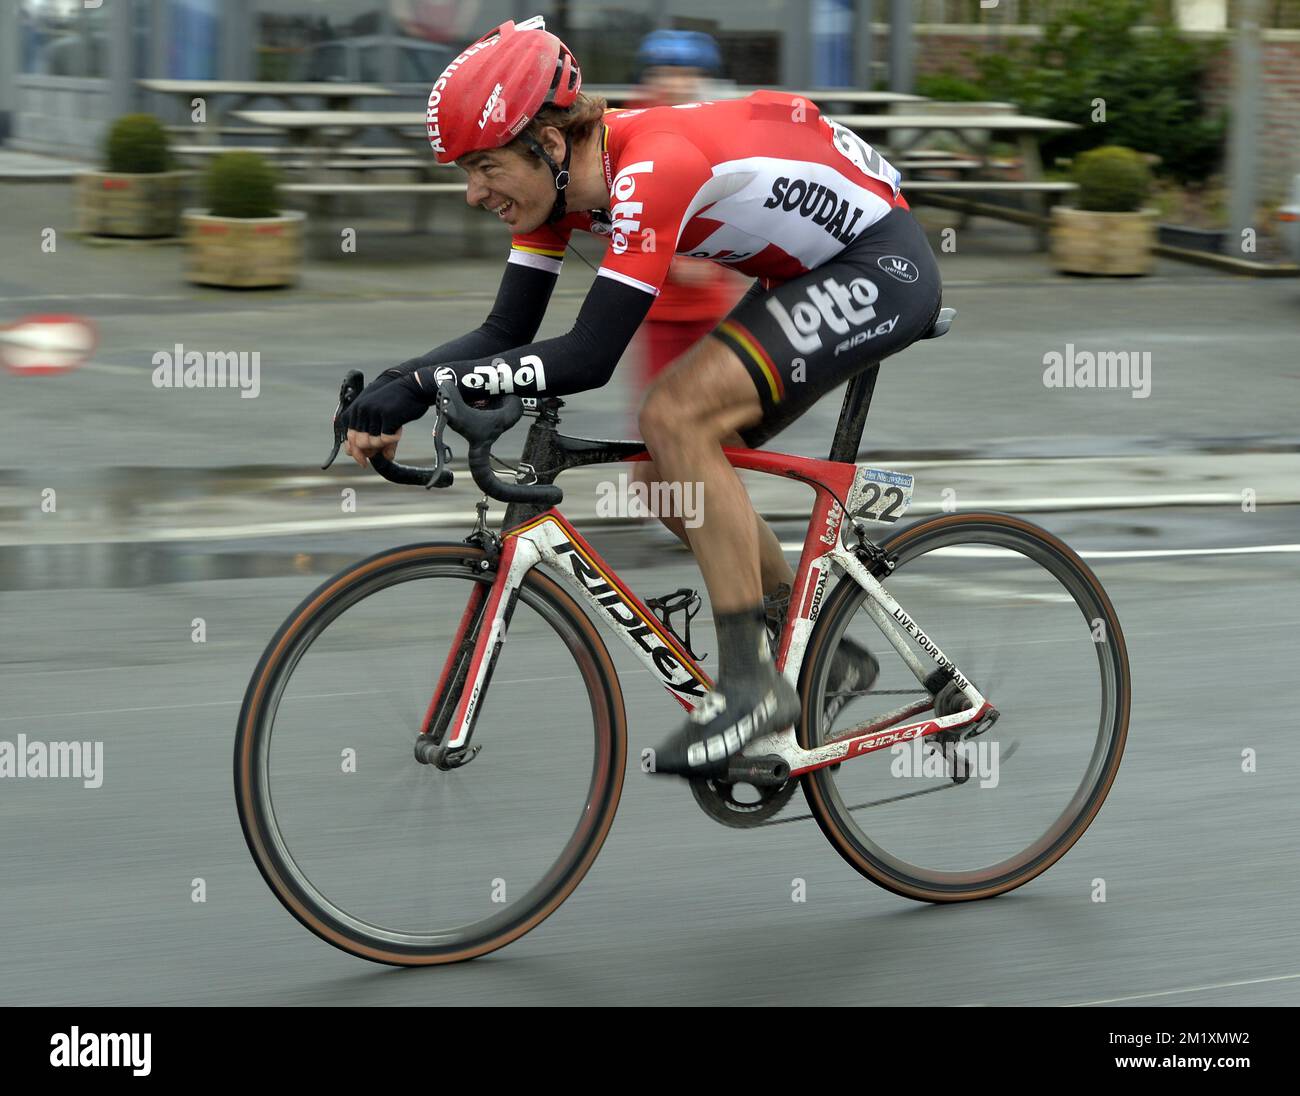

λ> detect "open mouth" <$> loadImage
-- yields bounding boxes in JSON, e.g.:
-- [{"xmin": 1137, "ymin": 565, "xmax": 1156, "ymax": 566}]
[{"xmin": 492, "ymin": 199, "xmax": 515, "ymax": 221}]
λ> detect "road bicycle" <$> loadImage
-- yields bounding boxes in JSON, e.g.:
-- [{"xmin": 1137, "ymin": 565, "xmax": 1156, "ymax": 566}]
[{"xmin": 235, "ymin": 308, "xmax": 1130, "ymax": 966}]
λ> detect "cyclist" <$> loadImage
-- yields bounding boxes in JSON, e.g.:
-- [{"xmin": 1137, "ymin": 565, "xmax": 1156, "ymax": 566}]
[
  {"xmin": 340, "ymin": 15, "xmax": 943, "ymax": 779},
  {"xmin": 624, "ymin": 30, "xmax": 744, "ymax": 534}
]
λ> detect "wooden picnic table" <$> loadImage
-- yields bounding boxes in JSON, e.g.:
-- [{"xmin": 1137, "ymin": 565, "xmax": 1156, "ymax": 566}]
[
  {"xmin": 140, "ymin": 80, "xmax": 394, "ymax": 145},
  {"xmin": 230, "ymin": 110, "xmax": 426, "ymax": 138},
  {"xmin": 593, "ymin": 85, "xmax": 923, "ymax": 106},
  {"xmin": 835, "ymin": 112, "xmax": 1079, "ymax": 179},
  {"xmin": 228, "ymin": 110, "xmax": 433, "ymax": 174}
]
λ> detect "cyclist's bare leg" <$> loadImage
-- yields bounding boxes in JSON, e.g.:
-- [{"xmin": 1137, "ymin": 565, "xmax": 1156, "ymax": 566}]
[
  {"xmin": 639, "ymin": 336, "xmax": 801, "ymax": 775},
  {"xmin": 631, "ymin": 454, "xmax": 793, "ymax": 596},
  {"xmin": 638, "ymin": 338, "xmax": 769, "ymax": 613}
]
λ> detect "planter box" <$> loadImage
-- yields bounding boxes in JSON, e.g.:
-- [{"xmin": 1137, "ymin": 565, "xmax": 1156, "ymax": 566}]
[
  {"xmin": 183, "ymin": 209, "xmax": 305, "ymax": 288},
  {"xmin": 1051, "ymin": 207, "xmax": 1157, "ymax": 275},
  {"xmin": 76, "ymin": 171, "xmax": 189, "ymax": 238}
]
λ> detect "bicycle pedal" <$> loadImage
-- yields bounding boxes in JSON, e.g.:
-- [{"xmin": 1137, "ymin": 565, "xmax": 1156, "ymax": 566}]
[{"xmin": 645, "ymin": 587, "xmax": 707, "ymax": 662}]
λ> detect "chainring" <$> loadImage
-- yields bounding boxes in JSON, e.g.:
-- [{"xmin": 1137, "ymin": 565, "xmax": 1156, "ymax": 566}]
[{"xmin": 690, "ymin": 773, "xmax": 799, "ymax": 829}]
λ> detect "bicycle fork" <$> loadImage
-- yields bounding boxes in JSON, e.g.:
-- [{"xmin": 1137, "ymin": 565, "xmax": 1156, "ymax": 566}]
[{"xmin": 413, "ymin": 537, "xmax": 533, "ymax": 769}]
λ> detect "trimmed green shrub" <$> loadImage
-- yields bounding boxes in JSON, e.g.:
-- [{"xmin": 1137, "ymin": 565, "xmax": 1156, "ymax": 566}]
[
  {"xmin": 204, "ymin": 152, "xmax": 280, "ymax": 219},
  {"xmin": 915, "ymin": 71, "xmax": 988, "ymax": 103},
  {"xmin": 1073, "ymin": 146, "xmax": 1152, "ymax": 212},
  {"xmin": 968, "ymin": 0, "xmax": 1226, "ymax": 183},
  {"xmin": 104, "ymin": 114, "xmax": 171, "ymax": 174}
]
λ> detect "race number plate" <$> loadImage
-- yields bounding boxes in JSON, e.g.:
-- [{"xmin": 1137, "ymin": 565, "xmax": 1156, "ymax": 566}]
[{"xmin": 847, "ymin": 465, "xmax": 914, "ymax": 524}]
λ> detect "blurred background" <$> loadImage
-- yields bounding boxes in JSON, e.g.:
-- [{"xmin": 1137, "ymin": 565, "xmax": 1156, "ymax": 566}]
[{"xmin": 0, "ymin": 0, "xmax": 1298, "ymax": 1007}]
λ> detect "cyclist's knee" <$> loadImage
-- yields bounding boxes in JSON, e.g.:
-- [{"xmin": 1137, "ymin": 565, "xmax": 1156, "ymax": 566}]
[{"xmin": 639, "ymin": 387, "xmax": 697, "ymax": 449}]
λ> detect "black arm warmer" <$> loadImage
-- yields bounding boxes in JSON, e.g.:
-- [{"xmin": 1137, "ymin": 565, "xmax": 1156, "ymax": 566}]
[
  {"xmin": 407, "ymin": 274, "xmax": 655, "ymax": 400},
  {"xmin": 399, "ymin": 259, "xmax": 559, "ymax": 368}
]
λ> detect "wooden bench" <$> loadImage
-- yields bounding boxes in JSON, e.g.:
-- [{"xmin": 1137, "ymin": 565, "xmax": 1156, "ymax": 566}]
[
  {"xmin": 899, "ymin": 159, "xmax": 984, "ymax": 172},
  {"xmin": 172, "ymin": 144, "xmax": 304, "ymax": 157},
  {"xmin": 903, "ymin": 180, "xmax": 1077, "ymax": 247},
  {"xmin": 173, "ymin": 147, "xmax": 429, "ymax": 177},
  {"xmin": 283, "ymin": 182, "xmax": 463, "ymax": 196},
  {"xmin": 166, "ymin": 125, "xmax": 285, "ymax": 139},
  {"xmin": 174, "ymin": 144, "xmax": 429, "ymax": 159}
]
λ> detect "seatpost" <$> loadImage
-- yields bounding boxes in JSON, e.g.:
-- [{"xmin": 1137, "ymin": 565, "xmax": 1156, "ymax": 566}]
[{"xmin": 827, "ymin": 362, "xmax": 881, "ymax": 463}]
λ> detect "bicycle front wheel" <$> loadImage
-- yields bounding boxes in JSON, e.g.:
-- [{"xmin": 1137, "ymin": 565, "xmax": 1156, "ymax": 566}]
[
  {"xmin": 800, "ymin": 512, "xmax": 1130, "ymax": 902},
  {"xmin": 235, "ymin": 542, "xmax": 626, "ymax": 965}
]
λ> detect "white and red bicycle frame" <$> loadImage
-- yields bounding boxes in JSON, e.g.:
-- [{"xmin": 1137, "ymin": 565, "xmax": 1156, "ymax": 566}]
[{"xmin": 428, "ymin": 447, "xmax": 992, "ymax": 777}]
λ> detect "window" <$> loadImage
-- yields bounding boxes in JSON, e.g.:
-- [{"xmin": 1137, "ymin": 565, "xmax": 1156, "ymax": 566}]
[
  {"xmin": 391, "ymin": 0, "xmax": 512, "ymax": 85},
  {"xmin": 253, "ymin": 0, "xmax": 385, "ymax": 82},
  {"xmin": 166, "ymin": 0, "xmax": 219, "ymax": 79},
  {"xmin": 20, "ymin": 0, "xmax": 109, "ymax": 78},
  {"xmin": 664, "ymin": 0, "xmax": 788, "ymax": 86}
]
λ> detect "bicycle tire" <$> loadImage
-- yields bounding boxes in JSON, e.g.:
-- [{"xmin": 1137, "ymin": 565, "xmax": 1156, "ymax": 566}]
[
  {"xmin": 799, "ymin": 511, "xmax": 1130, "ymax": 902},
  {"xmin": 235, "ymin": 541, "xmax": 627, "ymax": 965}
]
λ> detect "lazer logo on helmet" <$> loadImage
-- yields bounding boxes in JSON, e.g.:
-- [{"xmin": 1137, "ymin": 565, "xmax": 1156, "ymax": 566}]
[
  {"xmin": 478, "ymin": 83, "xmax": 504, "ymax": 130},
  {"xmin": 763, "ymin": 178, "xmax": 867, "ymax": 244},
  {"xmin": 609, "ymin": 160, "xmax": 654, "ymax": 255},
  {"xmin": 434, "ymin": 355, "xmax": 546, "ymax": 395},
  {"xmin": 765, "ymin": 276, "xmax": 881, "ymax": 354}
]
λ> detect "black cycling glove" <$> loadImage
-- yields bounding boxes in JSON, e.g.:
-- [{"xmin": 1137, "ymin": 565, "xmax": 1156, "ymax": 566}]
[{"xmin": 340, "ymin": 367, "xmax": 431, "ymax": 436}]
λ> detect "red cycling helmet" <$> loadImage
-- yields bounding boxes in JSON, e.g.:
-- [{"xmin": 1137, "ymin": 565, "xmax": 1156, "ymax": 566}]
[
  {"xmin": 426, "ymin": 16, "xmax": 580, "ymax": 163},
  {"xmin": 426, "ymin": 16, "xmax": 582, "ymax": 221}
]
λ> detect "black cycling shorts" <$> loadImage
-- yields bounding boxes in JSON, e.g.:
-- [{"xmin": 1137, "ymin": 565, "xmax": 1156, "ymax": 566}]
[{"xmin": 712, "ymin": 207, "xmax": 942, "ymax": 448}]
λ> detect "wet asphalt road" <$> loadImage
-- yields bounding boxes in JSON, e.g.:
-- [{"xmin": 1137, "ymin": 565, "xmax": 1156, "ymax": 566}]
[
  {"xmin": 1, "ymin": 507, "xmax": 1297, "ymax": 1007},
  {"xmin": 2, "ymin": 185, "xmax": 1298, "ymax": 1005}
]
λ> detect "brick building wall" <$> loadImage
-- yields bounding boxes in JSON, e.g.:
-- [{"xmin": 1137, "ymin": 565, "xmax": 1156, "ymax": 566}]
[
  {"xmin": 1200, "ymin": 33, "xmax": 1300, "ymax": 199},
  {"xmin": 905, "ymin": 25, "xmax": 1300, "ymax": 199}
]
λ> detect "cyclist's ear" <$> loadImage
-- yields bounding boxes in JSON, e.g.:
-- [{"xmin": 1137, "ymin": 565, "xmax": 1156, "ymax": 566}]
[{"xmin": 527, "ymin": 124, "xmax": 566, "ymax": 165}]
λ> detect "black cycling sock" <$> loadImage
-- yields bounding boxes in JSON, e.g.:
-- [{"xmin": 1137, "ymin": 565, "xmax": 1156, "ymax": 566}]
[{"xmin": 714, "ymin": 604, "xmax": 772, "ymax": 689}]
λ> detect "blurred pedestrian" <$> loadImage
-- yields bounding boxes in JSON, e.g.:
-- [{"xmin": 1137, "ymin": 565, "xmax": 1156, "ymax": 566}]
[{"xmin": 626, "ymin": 30, "xmax": 745, "ymax": 530}]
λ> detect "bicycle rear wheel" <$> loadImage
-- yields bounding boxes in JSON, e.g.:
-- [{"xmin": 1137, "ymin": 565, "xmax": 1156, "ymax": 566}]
[
  {"xmin": 799, "ymin": 512, "xmax": 1129, "ymax": 902},
  {"xmin": 235, "ymin": 542, "xmax": 626, "ymax": 965}
]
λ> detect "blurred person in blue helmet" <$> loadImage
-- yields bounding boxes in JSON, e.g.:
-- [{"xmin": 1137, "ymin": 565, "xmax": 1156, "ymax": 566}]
[
  {"xmin": 626, "ymin": 29, "xmax": 744, "ymax": 508},
  {"xmin": 636, "ymin": 28, "xmax": 723, "ymax": 104}
]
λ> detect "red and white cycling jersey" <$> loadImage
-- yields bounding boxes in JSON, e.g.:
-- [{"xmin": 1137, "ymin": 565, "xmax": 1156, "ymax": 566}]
[{"xmin": 509, "ymin": 90, "xmax": 909, "ymax": 297}]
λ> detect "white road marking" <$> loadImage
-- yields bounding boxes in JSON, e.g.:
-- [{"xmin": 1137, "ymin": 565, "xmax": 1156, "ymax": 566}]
[
  {"xmin": 15, "ymin": 512, "xmax": 1296, "ymax": 549},
  {"xmin": 1060, "ymin": 970, "xmax": 1300, "ymax": 1007},
  {"xmin": 0, "ymin": 691, "xmax": 377, "ymax": 721},
  {"xmin": 0, "ymin": 293, "xmax": 186, "ymax": 303},
  {"xmin": 0, "ymin": 679, "xmax": 556, "ymax": 722},
  {"xmin": 80, "ymin": 360, "xmax": 144, "ymax": 377},
  {"xmin": 781, "ymin": 542, "xmax": 1300, "ymax": 560}
]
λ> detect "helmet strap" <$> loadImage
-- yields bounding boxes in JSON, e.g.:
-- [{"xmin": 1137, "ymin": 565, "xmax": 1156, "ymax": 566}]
[{"xmin": 520, "ymin": 130, "xmax": 573, "ymax": 224}]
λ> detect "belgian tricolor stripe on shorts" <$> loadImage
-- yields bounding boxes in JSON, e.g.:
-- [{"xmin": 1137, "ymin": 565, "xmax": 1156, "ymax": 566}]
[
  {"xmin": 717, "ymin": 319, "xmax": 785, "ymax": 406},
  {"xmin": 511, "ymin": 243, "xmax": 567, "ymax": 259}
]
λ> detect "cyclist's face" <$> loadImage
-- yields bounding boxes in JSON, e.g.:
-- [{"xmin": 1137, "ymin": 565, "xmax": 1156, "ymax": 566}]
[
  {"xmin": 641, "ymin": 65, "xmax": 706, "ymax": 106},
  {"xmin": 460, "ymin": 145, "xmax": 552, "ymax": 233}
]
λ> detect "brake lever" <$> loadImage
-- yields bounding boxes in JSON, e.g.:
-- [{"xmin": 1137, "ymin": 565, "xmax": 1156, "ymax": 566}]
[
  {"xmin": 322, "ymin": 369, "xmax": 366, "ymax": 470},
  {"xmin": 427, "ymin": 384, "xmax": 453, "ymax": 489}
]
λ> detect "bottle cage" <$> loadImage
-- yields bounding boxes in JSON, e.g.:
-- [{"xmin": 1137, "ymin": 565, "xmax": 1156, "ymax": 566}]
[{"xmin": 645, "ymin": 587, "xmax": 707, "ymax": 663}]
